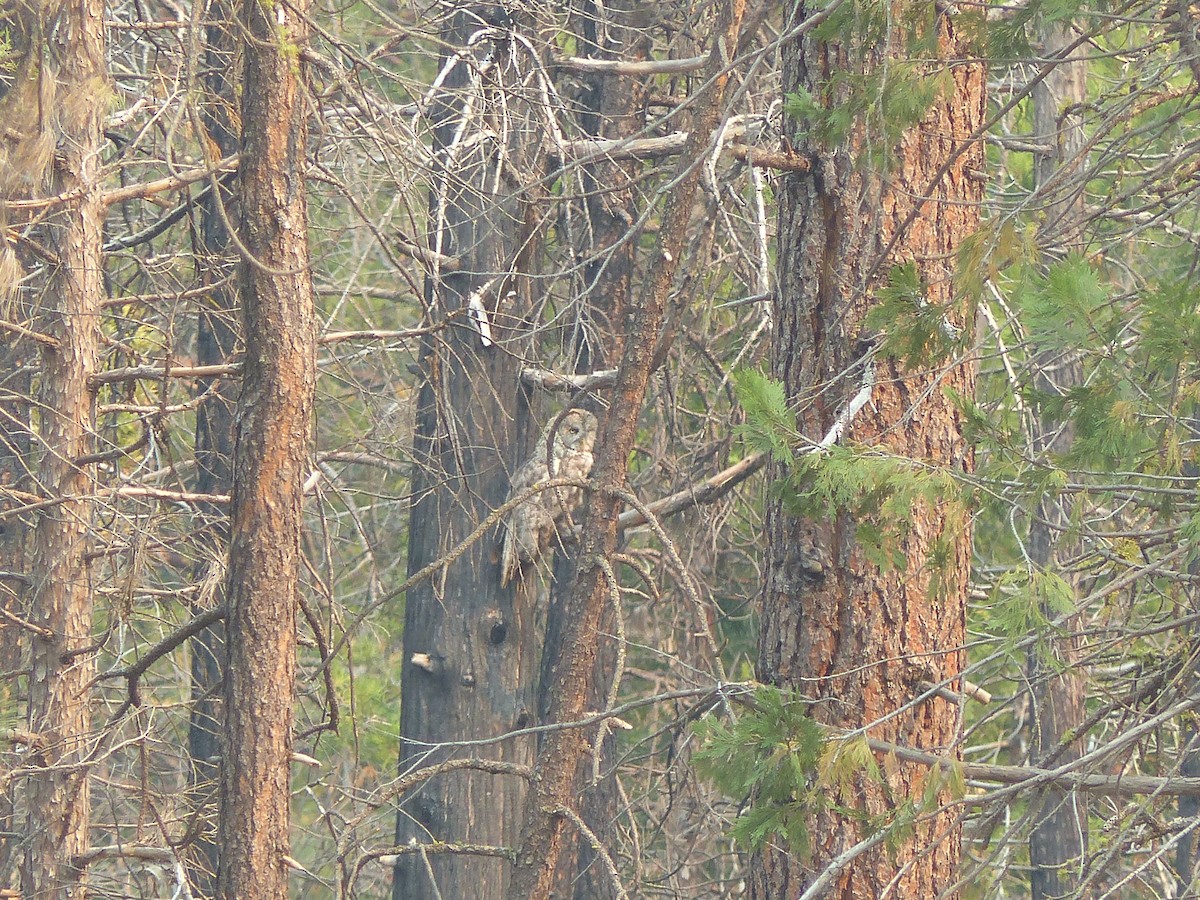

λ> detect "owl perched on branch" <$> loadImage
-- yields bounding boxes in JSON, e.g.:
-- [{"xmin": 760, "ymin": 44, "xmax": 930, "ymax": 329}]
[{"xmin": 500, "ymin": 409, "xmax": 598, "ymax": 587}]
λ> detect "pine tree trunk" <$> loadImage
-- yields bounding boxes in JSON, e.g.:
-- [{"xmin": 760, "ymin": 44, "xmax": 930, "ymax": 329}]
[
  {"xmin": 1027, "ymin": 21, "xmax": 1089, "ymax": 900},
  {"xmin": 752, "ymin": 9, "xmax": 985, "ymax": 898},
  {"xmin": 215, "ymin": 0, "xmax": 315, "ymax": 892},
  {"xmin": 15, "ymin": 0, "xmax": 106, "ymax": 894},
  {"xmin": 539, "ymin": 3, "xmax": 648, "ymax": 896},
  {"xmin": 186, "ymin": 3, "xmax": 240, "ymax": 891},
  {"xmin": 508, "ymin": 2, "xmax": 748, "ymax": 895}
]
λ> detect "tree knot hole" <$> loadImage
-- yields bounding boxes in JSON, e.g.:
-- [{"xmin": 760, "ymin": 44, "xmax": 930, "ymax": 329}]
[{"xmin": 485, "ymin": 609, "xmax": 507, "ymax": 644}]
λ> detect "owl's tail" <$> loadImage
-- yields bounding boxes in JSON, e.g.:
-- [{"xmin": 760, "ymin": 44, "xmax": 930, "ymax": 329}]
[{"xmin": 499, "ymin": 527, "xmax": 520, "ymax": 587}]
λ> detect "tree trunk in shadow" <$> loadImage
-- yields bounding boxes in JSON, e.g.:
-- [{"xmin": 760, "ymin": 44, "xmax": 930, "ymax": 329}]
[
  {"xmin": 185, "ymin": 2, "xmax": 240, "ymax": 891},
  {"xmin": 1026, "ymin": 21, "xmax": 1088, "ymax": 900}
]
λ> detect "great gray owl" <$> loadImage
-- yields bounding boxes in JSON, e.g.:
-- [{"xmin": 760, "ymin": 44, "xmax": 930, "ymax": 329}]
[{"xmin": 500, "ymin": 409, "xmax": 598, "ymax": 586}]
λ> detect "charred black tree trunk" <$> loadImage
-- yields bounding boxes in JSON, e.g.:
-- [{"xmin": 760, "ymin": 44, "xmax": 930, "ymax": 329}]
[
  {"xmin": 186, "ymin": 1, "xmax": 240, "ymax": 890},
  {"xmin": 392, "ymin": 7, "xmax": 546, "ymax": 898}
]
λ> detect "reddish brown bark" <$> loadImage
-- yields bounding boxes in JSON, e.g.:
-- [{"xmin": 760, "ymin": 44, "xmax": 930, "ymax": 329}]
[
  {"xmin": 752, "ymin": 11, "xmax": 985, "ymax": 899},
  {"xmin": 507, "ymin": 2, "xmax": 748, "ymax": 897},
  {"xmin": 539, "ymin": 4, "xmax": 649, "ymax": 897},
  {"xmin": 214, "ymin": 0, "xmax": 315, "ymax": 895},
  {"xmin": 14, "ymin": 0, "xmax": 107, "ymax": 894}
]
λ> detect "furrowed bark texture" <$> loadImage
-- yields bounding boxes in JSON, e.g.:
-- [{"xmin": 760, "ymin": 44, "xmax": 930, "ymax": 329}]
[
  {"xmin": 391, "ymin": 9, "xmax": 544, "ymax": 898},
  {"xmin": 507, "ymin": 1, "xmax": 748, "ymax": 896},
  {"xmin": 19, "ymin": 0, "xmax": 106, "ymax": 894},
  {"xmin": 538, "ymin": 3, "xmax": 648, "ymax": 896},
  {"xmin": 215, "ymin": 0, "xmax": 315, "ymax": 894},
  {"xmin": 752, "ymin": 11, "xmax": 985, "ymax": 899},
  {"xmin": 187, "ymin": 1, "xmax": 240, "ymax": 891},
  {"xmin": 1027, "ymin": 21, "xmax": 1088, "ymax": 900}
]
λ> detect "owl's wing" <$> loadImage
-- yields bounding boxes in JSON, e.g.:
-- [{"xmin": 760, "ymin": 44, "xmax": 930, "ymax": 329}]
[{"xmin": 500, "ymin": 458, "xmax": 547, "ymax": 587}]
